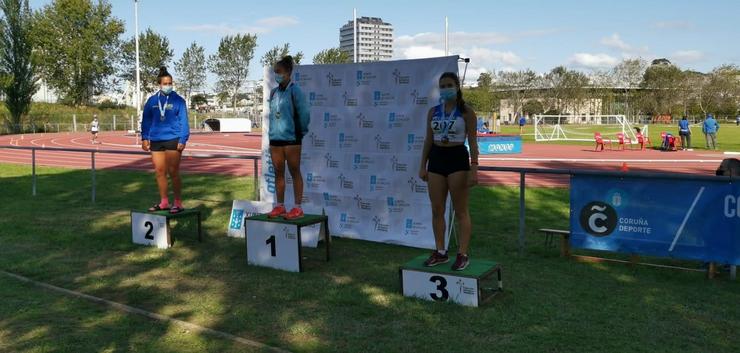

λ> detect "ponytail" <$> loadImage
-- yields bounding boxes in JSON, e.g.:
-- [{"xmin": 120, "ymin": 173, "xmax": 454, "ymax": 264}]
[{"xmin": 157, "ymin": 66, "xmax": 172, "ymax": 83}]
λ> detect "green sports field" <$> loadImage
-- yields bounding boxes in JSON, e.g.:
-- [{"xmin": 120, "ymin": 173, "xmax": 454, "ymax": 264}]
[{"xmin": 1, "ymin": 164, "xmax": 739, "ymax": 352}]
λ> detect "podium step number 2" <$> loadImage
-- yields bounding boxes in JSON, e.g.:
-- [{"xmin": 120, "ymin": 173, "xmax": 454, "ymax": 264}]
[
  {"xmin": 131, "ymin": 209, "xmax": 202, "ymax": 249},
  {"xmin": 400, "ymin": 255, "xmax": 503, "ymax": 307}
]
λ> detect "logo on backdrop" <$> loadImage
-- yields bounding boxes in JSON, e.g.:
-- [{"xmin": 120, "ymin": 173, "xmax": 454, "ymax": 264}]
[
  {"xmin": 324, "ymin": 153, "xmax": 340, "ymax": 168},
  {"xmin": 408, "ymin": 177, "xmax": 428, "ymax": 194},
  {"xmin": 305, "ymin": 172, "xmax": 326, "ymax": 190},
  {"xmin": 390, "ymin": 155, "xmax": 408, "ymax": 172},
  {"xmin": 323, "ymin": 112, "xmax": 341, "ymax": 128},
  {"xmin": 338, "ymin": 173, "xmax": 354, "ymax": 190},
  {"xmin": 262, "ymin": 149, "xmax": 276, "ymax": 193},
  {"xmin": 410, "ymin": 89, "xmax": 429, "ymax": 105},
  {"xmin": 308, "ymin": 91, "xmax": 328, "ymax": 106},
  {"xmin": 342, "ymin": 91, "xmax": 358, "ymax": 106},
  {"xmin": 373, "ymin": 90, "xmax": 395, "ymax": 107},
  {"xmin": 356, "ymin": 113, "xmax": 374, "ymax": 128},
  {"xmin": 407, "ymin": 133, "xmax": 424, "ymax": 152},
  {"xmin": 579, "ymin": 201, "xmax": 618, "ymax": 236},
  {"xmin": 338, "ymin": 132, "xmax": 359, "ymax": 149},
  {"xmin": 323, "ymin": 192, "xmax": 342, "ymax": 207},
  {"xmin": 387, "ymin": 112, "xmax": 411, "ymax": 129},
  {"xmin": 392, "ymin": 68, "xmax": 410, "ymax": 85},
  {"xmin": 326, "ymin": 72, "xmax": 343, "ymax": 87},
  {"xmin": 372, "ymin": 216, "xmax": 390, "ymax": 232},
  {"xmin": 293, "ymin": 72, "xmax": 313, "ymax": 87},
  {"xmin": 404, "ymin": 218, "xmax": 425, "ymax": 236},
  {"xmin": 387, "ymin": 196, "xmax": 411, "ymax": 213},
  {"xmin": 353, "ymin": 153, "xmax": 374, "ymax": 170},
  {"xmin": 374, "ymin": 134, "xmax": 392, "ymax": 151},
  {"xmin": 229, "ymin": 209, "xmax": 244, "ymax": 230},
  {"xmin": 369, "ymin": 175, "xmax": 391, "ymax": 192},
  {"xmin": 307, "ymin": 132, "xmax": 327, "ymax": 148},
  {"xmin": 339, "ymin": 212, "xmax": 360, "ymax": 230},
  {"xmin": 356, "ymin": 70, "xmax": 377, "ymax": 86},
  {"xmin": 282, "ymin": 225, "xmax": 297, "ymax": 240},
  {"xmin": 354, "ymin": 194, "xmax": 373, "ymax": 210}
]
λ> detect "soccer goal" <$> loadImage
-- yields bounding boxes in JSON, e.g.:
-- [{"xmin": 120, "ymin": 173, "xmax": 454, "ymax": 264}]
[{"xmin": 533, "ymin": 114, "xmax": 645, "ymax": 143}]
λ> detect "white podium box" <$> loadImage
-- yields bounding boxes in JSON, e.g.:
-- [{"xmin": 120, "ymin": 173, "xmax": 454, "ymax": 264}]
[
  {"xmin": 131, "ymin": 209, "xmax": 202, "ymax": 249},
  {"xmin": 244, "ymin": 214, "xmax": 330, "ymax": 272},
  {"xmin": 399, "ymin": 255, "xmax": 502, "ymax": 307}
]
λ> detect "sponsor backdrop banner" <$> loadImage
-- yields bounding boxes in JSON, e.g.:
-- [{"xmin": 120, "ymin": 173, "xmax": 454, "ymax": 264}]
[
  {"xmin": 475, "ymin": 135, "xmax": 522, "ymax": 154},
  {"xmin": 261, "ymin": 56, "xmax": 459, "ymax": 248},
  {"xmin": 570, "ymin": 175, "xmax": 740, "ymax": 265}
]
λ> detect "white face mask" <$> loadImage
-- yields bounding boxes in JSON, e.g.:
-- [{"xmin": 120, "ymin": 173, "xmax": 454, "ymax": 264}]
[{"xmin": 161, "ymin": 85, "xmax": 173, "ymax": 94}]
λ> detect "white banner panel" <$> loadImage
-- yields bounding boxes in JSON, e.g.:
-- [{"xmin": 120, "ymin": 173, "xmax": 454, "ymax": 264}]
[{"xmin": 260, "ymin": 56, "xmax": 459, "ymax": 249}]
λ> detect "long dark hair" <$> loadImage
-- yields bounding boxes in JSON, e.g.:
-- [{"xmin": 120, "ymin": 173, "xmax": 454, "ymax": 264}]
[
  {"xmin": 440, "ymin": 72, "xmax": 466, "ymax": 112},
  {"xmin": 275, "ymin": 55, "xmax": 295, "ymax": 74},
  {"xmin": 157, "ymin": 66, "xmax": 172, "ymax": 83}
]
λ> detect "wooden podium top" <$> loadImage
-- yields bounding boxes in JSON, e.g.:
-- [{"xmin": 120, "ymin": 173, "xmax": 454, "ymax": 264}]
[
  {"xmin": 245, "ymin": 213, "xmax": 327, "ymax": 227},
  {"xmin": 401, "ymin": 255, "xmax": 500, "ymax": 278},
  {"xmin": 131, "ymin": 208, "xmax": 201, "ymax": 220}
]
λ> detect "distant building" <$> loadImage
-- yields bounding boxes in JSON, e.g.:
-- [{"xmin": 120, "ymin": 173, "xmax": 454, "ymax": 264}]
[{"xmin": 340, "ymin": 16, "xmax": 393, "ymax": 62}]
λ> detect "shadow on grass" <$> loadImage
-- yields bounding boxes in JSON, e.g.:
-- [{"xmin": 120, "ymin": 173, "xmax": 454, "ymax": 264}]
[{"xmin": 1, "ymin": 165, "xmax": 740, "ymax": 352}]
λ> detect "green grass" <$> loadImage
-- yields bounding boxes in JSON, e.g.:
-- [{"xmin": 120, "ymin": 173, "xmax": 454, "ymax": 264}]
[
  {"xmin": 1, "ymin": 164, "xmax": 739, "ymax": 352},
  {"xmin": 496, "ymin": 123, "xmax": 740, "ymax": 152}
]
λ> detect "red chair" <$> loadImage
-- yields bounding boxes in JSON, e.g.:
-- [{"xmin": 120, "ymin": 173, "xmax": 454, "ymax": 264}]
[
  {"xmin": 635, "ymin": 133, "xmax": 652, "ymax": 150},
  {"xmin": 594, "ymin": 132, "xmax": 612, "ymax": 151},
  {"xmin": 616, "ymin": 132, "xmax": 633, "ymax": 150}
]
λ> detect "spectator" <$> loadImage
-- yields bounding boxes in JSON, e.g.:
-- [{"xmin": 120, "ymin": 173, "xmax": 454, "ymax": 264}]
[
  {"xmin": 702, "ymin": 114, "xmax": 720, "ymax": 150},
  {"xmin": 678, "ymin": 116, "xmax": 691, "ymax": 150},
  {"xmin": 736, "ymin": 113, "xmax": 739, "ymax": 126},
  {"xmin": 518, "ymin": 114, "xmax": 526, "ymax": 134},
  {"xmin": 90, "ymin": 114, "xmax": 99, "ymax": 144},
  {"xmin": 495, "ymin": 118, "xmax": 501, "ymax": 134}
]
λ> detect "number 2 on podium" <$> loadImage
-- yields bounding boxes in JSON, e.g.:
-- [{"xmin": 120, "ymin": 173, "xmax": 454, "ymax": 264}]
[
  {"xmin": 144, "ymin": 221, "xmax": 154, "ymax": 240},
  {"xmin": 266, "ymin": 235, "xmax": 276, "ymax": 257}
]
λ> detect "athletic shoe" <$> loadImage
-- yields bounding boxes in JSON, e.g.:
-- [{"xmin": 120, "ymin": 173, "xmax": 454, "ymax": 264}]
[
  {"xmin": 451, "ymin": 253, "xmax": 470, "ymax": 271},
  {"xmin": 285, "ymin": 207, "xmax": 304, "ymax": 220},
  {"xmin": 267, "ymin": 205, "xmax": 287, "ymax": 218},
  {"xmin": 423, "ymin": 251, "xmax": 449, "ymax": 267}
]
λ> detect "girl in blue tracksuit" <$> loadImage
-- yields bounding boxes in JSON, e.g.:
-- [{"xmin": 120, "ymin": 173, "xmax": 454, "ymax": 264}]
[
  {"xmin": 141, "ymin": 66, "xmax": 190, "ymax": 214},
  {"xmin": 266, "ymin": 56, "xmax": 310, "ymax": 220}
]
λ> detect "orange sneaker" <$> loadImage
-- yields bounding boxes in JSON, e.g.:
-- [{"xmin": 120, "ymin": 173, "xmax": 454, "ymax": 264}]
[
  {"xmin": 285, "ymin": 207, "xmax": 304, "ymax": 220},
  {"xmin": 267, "ymin": 205, "xmax": 287, "ymax": 218}
]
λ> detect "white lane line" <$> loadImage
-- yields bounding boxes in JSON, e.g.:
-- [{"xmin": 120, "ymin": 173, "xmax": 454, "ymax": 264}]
[
  {"xmin": 479, "ymin": 157, "xmax": 724, "ymax": 163},
  {"xmin": 669, "ymin": 187, "xmax": 705, "ymax": 252}
]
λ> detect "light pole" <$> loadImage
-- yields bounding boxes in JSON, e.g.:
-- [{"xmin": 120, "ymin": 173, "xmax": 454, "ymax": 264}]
[{"xmin": 134, "ymin": 0, "xmax": 142, "ymax": 141}]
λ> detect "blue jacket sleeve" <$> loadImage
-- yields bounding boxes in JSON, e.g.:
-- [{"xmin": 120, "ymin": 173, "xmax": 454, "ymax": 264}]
[
  {"xmin": 178, "ymin": 98, "xmax": 190, "ymax": 144},
  {"xmin": 141, "ymin": 97, "xmax": 151, "ymax": 140},
  {"xmin": 293, "ymin": 86, "xmax": 310, "ymax": 134}
]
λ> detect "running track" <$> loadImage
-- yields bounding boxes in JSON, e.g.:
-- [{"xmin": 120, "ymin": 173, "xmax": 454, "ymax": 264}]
[{"xmin": 0, "ymin": 132, "xmax": 728, "ymax": 187}]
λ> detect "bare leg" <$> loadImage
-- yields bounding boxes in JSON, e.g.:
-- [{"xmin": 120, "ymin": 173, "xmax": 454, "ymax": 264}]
[
  {"xmin": 285, "ymin": 145, "xmax": 303, "ymax": 206},
  {"xmin": 270, "ymin": 146, "xmax": 286, "ymax": 203},
  {"xmin": 165, "ymin": 150, "xmax": 183, "ymax": 201},
  {"xmin": 151, "ymin": 152, "xmax": 168, "ymax": 201},
  {"xmin": 427, "ymin": 172, "xmax": 449, "ymax": 250},
  {"xmin": 448, "ymin": 170, "xmax": 472, "ymax": 255}
]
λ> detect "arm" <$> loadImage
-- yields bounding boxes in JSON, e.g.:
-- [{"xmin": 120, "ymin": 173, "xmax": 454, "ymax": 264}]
[
  {"xmin": 141, "ymin": 97, "xmax": 151, "ymax": 140},
  {"xmin": 293, "ymin": 87, "xmax": 311, "ymax": 135},
  {"xmin": 418, "ymin": 108, "xmax": 434, "ymax": 181},
  {"xmin": 177, "ymin": 98, "xmax": 190, "ymax": 146},
  {"xmin": 465, "ymin": 107, "xmax": 479, "ymax": 186}
]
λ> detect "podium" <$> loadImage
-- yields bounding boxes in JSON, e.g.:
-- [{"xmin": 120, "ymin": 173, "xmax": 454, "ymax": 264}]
[
  {"xmin": 244, "ymin": 214, "xmax": 330, "ymax": 272},
  {"xmin": 399, "ymin": 255, "xmax": 502, "ymax": 307},
  {"xmin": 131, "ymin": 209, "xmax": 202, "ymax": 249}
]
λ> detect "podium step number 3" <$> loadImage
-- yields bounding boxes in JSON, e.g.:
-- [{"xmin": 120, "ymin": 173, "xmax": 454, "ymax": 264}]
[
  {"xmin": 245, "ymin": 214, "xmax": 330, "ymax": 273},
  {"xmin": 131, "ymin": 210, "xmax": 202, "ymax": 249},
  {"xmin": 400, "ymin": 255, "xmax": 502, "ymax": 307}
]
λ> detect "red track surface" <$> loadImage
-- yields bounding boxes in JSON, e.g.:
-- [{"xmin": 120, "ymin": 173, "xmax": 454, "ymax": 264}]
[{"xmin": 0, "ymin": 132, "xmax": 728, "ymax": 187}]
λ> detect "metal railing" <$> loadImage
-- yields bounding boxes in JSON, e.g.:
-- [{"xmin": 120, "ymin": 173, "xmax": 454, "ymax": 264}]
[
  {"xmin": 476, "ymin": 165, "xmax": 736, "ymax": 254},
  {"xmin": 0, "ymin": 145, "xmax": 261, "ymax": 202}
]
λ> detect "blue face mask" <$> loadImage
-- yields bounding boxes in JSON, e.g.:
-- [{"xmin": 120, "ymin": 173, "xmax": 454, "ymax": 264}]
[
  {"xmin": 275, "ymin": 74, "xmax": 285, "ymax": 84},
  {"xmin": 440, "ymin": 87, "xmax": 457, "ymax": 101},
  {"xmin": 160, "ymin": 85, "xmax": 173, "ymax": 95}
]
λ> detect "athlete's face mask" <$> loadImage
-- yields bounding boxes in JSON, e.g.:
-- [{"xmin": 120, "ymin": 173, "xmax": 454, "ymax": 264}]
[
  {"xmin": 275, "ymin": 74, "xmax": 285, "ymax": 84},
  {"xmin": 440, "ymin": 87, "xmax": 457, "ymax": 101},
  {"xmin": 160, "ymin": 85, "xmax": 173, "ymax": 94}
]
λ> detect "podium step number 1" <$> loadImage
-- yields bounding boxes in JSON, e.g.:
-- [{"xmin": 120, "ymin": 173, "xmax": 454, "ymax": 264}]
[
  {"xmin": 245, "ymin": 214, "xmax": 330, "ymax": 273},
  {"xmin": 131, "ymin": 209, "xmax": 202, "ymax": 249},
  {"xmin": 400, "ymin": 255, "xmax": 502, "ymax": 307}
]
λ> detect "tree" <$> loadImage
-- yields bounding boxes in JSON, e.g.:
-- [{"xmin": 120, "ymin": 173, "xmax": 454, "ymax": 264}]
[
  {"xmin": 174, "ymin": 42, "xmax": 206, "ymax": 104},
  {"xmin": 497, "ymin": 69, "xmax": 538, "ymax": 117},
  {"xmin": 610, "ymin": 59, "xmax": 648, "ymax": 119},
  {"xmin": 0, "ymin": 0, "xmax": 36, "ymax": 133},
  {"xmin": 691, "ymin": 64, "xmax": 740, "ymax": 116},
  {"xmin": 31, "ymin": 0, "xmax": 123, "ymax": 106},
  {"xmin": 190, "ymin": 93, "xmax": 207, "ymax": 107},
  {"xmin": 260, "ymin": 43, "xmax": 303, "ymax": 67},
  {"xmin": 209, "ymin": 33, "xmax": 258, "ymax": 109},
  {"xmin": 476, "ymin": 71, "xmax": 493, "ymax": 89},
  {"xmin": 312, "ymin": 47, "xmax": 350, "ymax": 64},
  {"xmin": 120, "ymin": 28, "xmax": 173, "ymax": 93},
  {"xmin": 641, "ymin": 59, "xmax": 683, "ymax": 116}
]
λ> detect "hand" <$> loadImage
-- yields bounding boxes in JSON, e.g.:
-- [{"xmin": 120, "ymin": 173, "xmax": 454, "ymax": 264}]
[
  {"xmin": 418, "ymin": 169, "xmax": 428, "ymax": 182},
  {"xmin": 177, "ymin": 143, "xmax": 186, "ymax": 152},
  {"xmin": 141, "ymin": 140, "xmax": 150, "ymax": 152},
  {"xmin": 468, "ymin": 167, "xmax": 478, "ymax": 187}
]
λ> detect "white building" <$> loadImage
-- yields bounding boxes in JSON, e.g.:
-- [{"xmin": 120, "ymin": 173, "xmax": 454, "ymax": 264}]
[{"xmin": 340, "ymin": 16, "xmax": 393, "ymax": 62}]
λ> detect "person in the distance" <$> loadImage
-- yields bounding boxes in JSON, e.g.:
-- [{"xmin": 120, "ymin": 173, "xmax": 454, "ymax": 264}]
[
  {"xmin": 141, "ymin": 66, "xmax": 190, "ymax": 214},
  {"xmin": 266, "ymin": 56, "xmax": 310, "ymax": 220}
]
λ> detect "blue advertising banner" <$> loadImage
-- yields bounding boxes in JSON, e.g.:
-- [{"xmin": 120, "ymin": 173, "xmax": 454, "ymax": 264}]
[
  {"xmin": 570, "ymin": 175, "xmax": 740, "ymax": 265},
  {"xmin": 473, "ymin": 135, "xmax": 522, "ymax": 154}
]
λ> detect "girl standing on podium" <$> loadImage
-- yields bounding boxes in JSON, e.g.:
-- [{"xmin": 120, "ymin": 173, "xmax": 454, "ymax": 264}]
[
  {"xmin": 266, "ymin": 56, "xmax": 311, "ymax": 220},
  {"xmin": 419, "ymin": 72, "xmax": 479, "ymax": 271},
  {"xmin": 141, "ymin": 67, "xmax": 189, "ymax": 214}
]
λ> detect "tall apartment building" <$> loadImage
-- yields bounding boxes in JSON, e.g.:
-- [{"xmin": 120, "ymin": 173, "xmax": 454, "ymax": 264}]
[{"xmin": 339, "ymin": 16, "xmax": 393, "ymax": 62}]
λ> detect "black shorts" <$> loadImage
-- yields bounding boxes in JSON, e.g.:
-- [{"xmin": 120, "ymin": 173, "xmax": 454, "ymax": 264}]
[
  {"xmin": 91, "ymin": 130, "xmax": 98, "ymax": 135},
  {"xmin": 150, "ymin": 138, "xmax": 179, "ymax": 151},
  {"xmin": 428, "ymin": 144, "xmax": 470, "ymax": 177},
  {"xmin": 270, "ymin": 139, "xmax": 302, "ymax": 147}
]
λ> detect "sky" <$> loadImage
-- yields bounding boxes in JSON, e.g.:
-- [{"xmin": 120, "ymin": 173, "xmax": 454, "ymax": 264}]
[{"xmin": 29, "ymin": 0, "xmax": 740, "ymax": 88}]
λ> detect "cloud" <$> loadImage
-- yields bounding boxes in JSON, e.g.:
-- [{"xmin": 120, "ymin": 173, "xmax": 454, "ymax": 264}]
[
  {"xmin": 601, "ymin": 33, "xmax": 631, "ymax": 51},
  {"xmin": 396, "ymin": 31, "xmax": 512, "ymax": 48},
  {"xmin": 175, "ymin": 16, "xmax": 299, "ymax": 35},
  {"xmin": 671, "ymin": 50, "xmax": 705, "ymax": 64},
  {"xmin": 652, "ymin": 20, "xmax": 694, "ymax": 30},
  {"xmin": 399, "ymin": 45, "xmax": 446, "ymax": 59},
  {"xmin": 568, "ymin": 53, "xmax": 619, "ymax": 69}
]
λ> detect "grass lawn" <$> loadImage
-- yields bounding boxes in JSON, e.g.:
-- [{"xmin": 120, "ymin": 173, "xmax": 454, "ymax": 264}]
[
  {"xmin": 1, "ymin": 164, "xmax": 739, "ymax": 352},
  {"xmin": 496, "ymin": 123, "xmax": 740, "ymax": 152}
]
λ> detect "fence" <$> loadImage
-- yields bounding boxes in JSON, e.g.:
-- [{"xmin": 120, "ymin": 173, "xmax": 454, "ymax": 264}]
[
  {"xmin": 0, "ymin": 145, "xmax": 261, "ymax": 202},
  {"xmin": 1, "ymin": 113, "xmax": 210, "ymax": 135}
]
